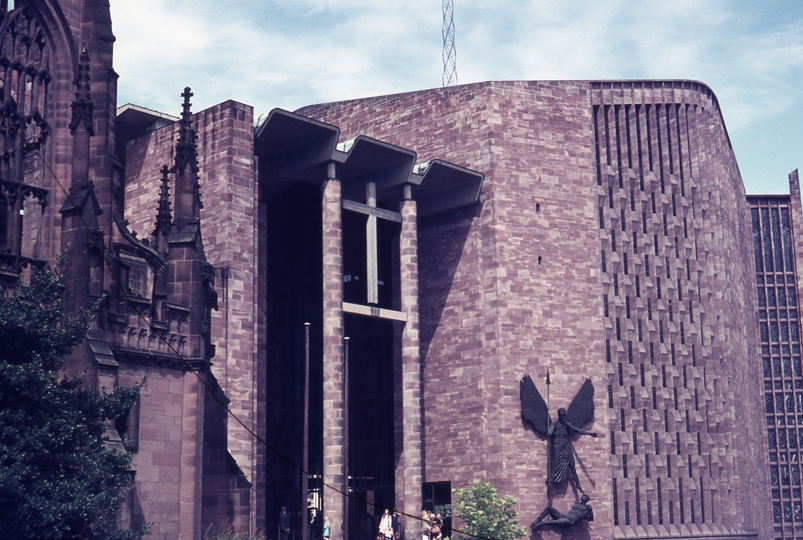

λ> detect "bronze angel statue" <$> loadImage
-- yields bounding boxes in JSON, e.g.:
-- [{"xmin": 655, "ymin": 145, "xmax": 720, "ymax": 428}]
[{"xmin": 520, "ymin": 375, "xmax": 598, "ymax": 494}]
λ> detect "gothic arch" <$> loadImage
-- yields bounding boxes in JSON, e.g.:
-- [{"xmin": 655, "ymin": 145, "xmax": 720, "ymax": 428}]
[{"xmin": 0, "ymin": 0, "xmax": 78, "ymax": 267}]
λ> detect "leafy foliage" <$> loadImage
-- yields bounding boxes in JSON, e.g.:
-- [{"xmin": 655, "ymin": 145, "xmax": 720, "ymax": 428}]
[
  {"xmin": 203, "ymin": 520, "xmax": 267, "ymax": 540},
  {"xmin": 0, "ymin": 265, "xmax": 146, "ymax": 539},
  {"xmin": 452, "ymin": 480, "xmax": 526, "ymax": 540}
]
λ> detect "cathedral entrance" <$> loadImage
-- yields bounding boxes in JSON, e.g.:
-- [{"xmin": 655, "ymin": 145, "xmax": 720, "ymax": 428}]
[
  {"xmin": 345, "ymin": 314, "xmax": 396, "ymax": 540},
  {"xmin": 341, "ymin": 186, "xmax": 399, "ymax": 540},
  {"xmin": 256, "ymin": 112, "xmax": 440, "ymax": 538}
]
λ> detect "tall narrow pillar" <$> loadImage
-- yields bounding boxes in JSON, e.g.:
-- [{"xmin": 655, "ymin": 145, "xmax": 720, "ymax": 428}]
[
  {"xmin": 178, "ymin": 371, "xmax": 205, "ymax": 540},
  {"xmin": 788, "ymin": 170, "xmax": 803, "ymax": 308},
  {"xmin": 398, "ymin": 188, "xmax": 423, "ymax": 538},
  {"xmin": 322, "ymin": 163, "xmax": 346, "ymax": 538}
]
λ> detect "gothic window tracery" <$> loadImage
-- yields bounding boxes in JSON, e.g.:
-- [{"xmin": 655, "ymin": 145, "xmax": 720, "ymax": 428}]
[{"xmin": 0, "ymin": 3, "xmax": 50, "ymax": 271}]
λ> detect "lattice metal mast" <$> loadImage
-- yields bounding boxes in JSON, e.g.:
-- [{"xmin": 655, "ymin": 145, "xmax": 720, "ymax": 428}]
[{"xmin": 442, "ymin": 0, "xmax": 457, "ymax": 86}]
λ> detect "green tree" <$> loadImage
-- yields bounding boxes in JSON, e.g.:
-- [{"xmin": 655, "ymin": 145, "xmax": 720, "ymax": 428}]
[
  {"xmin": 452, "ymin": 480, "xmax": 527, "ymax": 540},
  {"xmin": 203, "ymin": 520, "xmax": 267, "ymax": 540},
  {"xmin": 0, "ymin": 264, "xmax": 146, "ymax": 539}
]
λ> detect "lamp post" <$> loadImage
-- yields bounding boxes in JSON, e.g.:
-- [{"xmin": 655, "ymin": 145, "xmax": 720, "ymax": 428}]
[{"xmin": 303, "ymin": 323, "xmax": 310, "ymax": 540}]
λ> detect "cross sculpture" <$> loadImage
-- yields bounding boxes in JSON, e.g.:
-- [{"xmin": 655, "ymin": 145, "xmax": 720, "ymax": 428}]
[{"xmin": 342, "ymin": 181, "xmax": 403, "ymax": 305}]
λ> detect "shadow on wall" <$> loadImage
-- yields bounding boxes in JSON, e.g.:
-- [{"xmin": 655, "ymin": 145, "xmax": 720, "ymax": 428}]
[
  {"xmin": 133, "ymin": 490, "xmax": 148, "ymax": 532},
  {"xmin": 202, "ymin": 373, "xmax": 253, "ymax": 531},
  {"xmin": 418, "ymin": 202, "xmax": 482, "ymax": 364}
]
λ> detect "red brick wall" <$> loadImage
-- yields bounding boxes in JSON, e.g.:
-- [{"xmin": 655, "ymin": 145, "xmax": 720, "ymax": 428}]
[
  {"xmin": 299, "ymin": 80, "xmax": 771, "ymax": 539},
  {"xmin": 300, "ymin": 81, "xmax": 613, "ymax": 539},
  {"xmin": 683, "ymin": 90, "xmax": 770, "ymax": 536},
  {"xmin": 123, "ymin": 99, "xmax": 258, "ymax": 530},
  {"xmin": 118, "ymin": 364, "xmax": 200, "ymax": 540}
]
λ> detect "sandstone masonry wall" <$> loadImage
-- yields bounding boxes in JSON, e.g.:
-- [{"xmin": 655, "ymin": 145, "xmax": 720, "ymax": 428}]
[
  {"xmin": 118, "ymin": 365, "xmax": 197, "ymax": 540},
  {"xmin": 300, "ymin": 81, "xmax": 613, "ymax": 540},
  {"xmin": 299, "ymin": 80, "xmax": 771, "ymax": 539},
  {"xmin": 123, "ymin": 100, "xmax": 258, "ymax": 529}
]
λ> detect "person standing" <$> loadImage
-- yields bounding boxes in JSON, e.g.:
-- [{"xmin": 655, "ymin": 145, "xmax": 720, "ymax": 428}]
[
  {"xmin": 379, "ymin": 509, "xmax": 394, "ymax": 540},
  {"xmin": 323, "ymin": 517, "xmax": 330, "ymax": 540},
  {"xmin": 433, "ymin": 514, "xmax": 443, "ymax": 540},
  {"xmin": 429, "ymin": 513, "xmax": 440, "ymax": 540},
  {"xmin": 280, "ymin": 507, "xmax": 291, "ymax": 540},
  {"xmin": 391, "ymin": 510, "xmax": 401, "ymax": 540}
]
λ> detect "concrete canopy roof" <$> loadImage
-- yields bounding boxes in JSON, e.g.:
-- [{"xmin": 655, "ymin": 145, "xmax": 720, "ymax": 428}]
[
  {"xmin": 116, "ymin": 104, "xmax": 178, "ymax": 143},
  {"xmin": 255, "ymin": 108, "xmax": 483, "ymax": 217}
]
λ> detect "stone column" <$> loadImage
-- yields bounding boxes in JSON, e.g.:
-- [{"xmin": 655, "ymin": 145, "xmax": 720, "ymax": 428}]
[
  {"xmin": 397, "ymin": 189, "xmax": 423, "ymax": 539},
  {"xmin": 322, "ymin": 163, "xmax": 346, "ymax": 538},
  {"xmin": 788, "ymin": 170, "xmax": 803, "ymax": 310},
  {"xmin": 178, "ymin": 371, "xmax": 204, "ymax": 540}
]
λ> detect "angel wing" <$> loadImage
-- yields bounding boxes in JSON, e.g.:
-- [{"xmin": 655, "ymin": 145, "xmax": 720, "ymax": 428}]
[
  {"xmin": 520, "ymin": 374, "xmax": 549, "ymax": 436},
  {"xmin": 565, "ymin": 378, "xmax": 595, "ymax": 429}
]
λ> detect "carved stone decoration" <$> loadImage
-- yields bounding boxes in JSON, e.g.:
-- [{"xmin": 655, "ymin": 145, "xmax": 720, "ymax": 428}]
[
  {"xmin": 152, "ymin": 164, "xmax": 172, "ymax": 244},
  {"xmin": 167, "ymin": 87, "xmax": 203, "ymax": 248},
  {"xmin": 59, "ymin": 180, "xmax": 105, "ymax": 252},
  {"xmin": 0, "ymin": 4, "xmax": 51, "ymax": 262},
  {"xmin": 201, "ymin": 261, "xmax": 218, "ymax": 310},
  {"xmin": 0, "ymin": 5, "xmax": 52, "ymax": 154},
  {"xmin": 172, "ymin": 88, "xmax": 202, "ymax": 215},
  {"xmin": 164, "ymin": 301, "xmax": 191, "ymax": 323},
  {"xmin": 0, "ymin": 251, "xmax": 45, "ymax": 289},
  {"xmin": 83, "ymin": 225, "xmax": 104, "ymax": 252},
  {"xmin": 520, "ymin": 375, "xmax": 598, "ymax": 494},
  {"xmin": 69, "ymin": 49, "xmax": 94, "ymax": 136},
  {"xmin": 0, "ymin": 179, "xmax": 47, "ymax": 207}
]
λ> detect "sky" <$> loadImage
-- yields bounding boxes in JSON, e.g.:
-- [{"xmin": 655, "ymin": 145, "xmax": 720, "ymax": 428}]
[{"xmin": 111, "ymin": 0, "xmax": 803, "ymax": 195}]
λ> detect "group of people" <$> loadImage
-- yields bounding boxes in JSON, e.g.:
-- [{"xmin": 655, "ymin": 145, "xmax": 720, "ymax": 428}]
[
  {"xmin": 286, "ymin": 507, "xmax": 448, "ymax": 540},
  {"xmin": 283, "ymin": 494, "xmax": 591, "ymax": 540},
  {"xmin": 377, "ymin": 509, "xmax": 402, "ymax": 540},
  {"xmin": 378, "ymin": 508, "xmax": 444, "ymax": 540},
  {"xmin": 420, "ymin": 511, "xmax": 444, "ymax": 540}
]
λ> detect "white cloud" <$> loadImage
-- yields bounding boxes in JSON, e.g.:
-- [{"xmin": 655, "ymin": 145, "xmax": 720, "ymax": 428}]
[
  {"xmin": 113, "ymin": 0, "xmax": 445, "ymax": 114},
  {"xmin": 110, "ymin": 0, "xmax": 803, "ymax": 193}
]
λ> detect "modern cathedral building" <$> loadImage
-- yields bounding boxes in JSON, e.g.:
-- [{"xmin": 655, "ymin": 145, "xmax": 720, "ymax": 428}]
[
  {"xmin": 295, "ymin": 82, "xmax": 773, "ymax": 540},
  {"xmin": 0, "ymin": 1, "xmax": 789, "ymax": 539}
]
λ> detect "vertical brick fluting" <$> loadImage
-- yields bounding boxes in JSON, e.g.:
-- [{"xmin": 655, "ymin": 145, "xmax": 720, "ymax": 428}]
[
  {"xmin": 398, "ymin": 197, "xmax": 423, "ymax": 536},
  {"xmin": 322, "ymin": 174, "xmax": 346, "ymax": 537}
]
